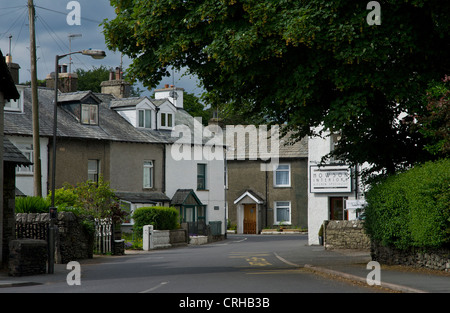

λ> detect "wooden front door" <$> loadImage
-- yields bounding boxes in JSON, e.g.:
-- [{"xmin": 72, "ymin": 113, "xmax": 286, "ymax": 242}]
[
  {"xmin": 243, "ymin": 204, "xmax": 257, "ymax": 234},
  {"xmin": 330, "ymin": 197, "xmax": 348, "ymax": 220}
]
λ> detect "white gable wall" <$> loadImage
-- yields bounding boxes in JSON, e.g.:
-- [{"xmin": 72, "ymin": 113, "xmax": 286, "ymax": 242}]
[{"xmin": 165, "ymin": 144, "xmax": 226, "ymax": 234}]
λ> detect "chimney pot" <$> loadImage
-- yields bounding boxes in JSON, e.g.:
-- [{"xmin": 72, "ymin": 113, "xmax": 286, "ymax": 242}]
[
  {"xmin": 115, "ymin": 67, "xmax": 121, "ymax": 80},
  {"xmin": 164, "ymin": 84, "xmax": 169, "ymax": 89}
]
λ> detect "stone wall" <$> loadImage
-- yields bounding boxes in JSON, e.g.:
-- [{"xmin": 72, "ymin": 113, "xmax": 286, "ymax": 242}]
[
  {"xmin": 170, "ymin": 229, "xmax": 188, "ymax": 246},
  {"xmin": 323, "ymin": 220, "xmax": 371, "ymax": 250},
  {"xmin": 15, "ymin": 212, "xmax": 94, "ymax": 264},
  {"xmin": 2, "ymin": 164, "xmax": 16, "ymax": 267},
  {"xmin": 8, "ymin": 239, "xmax": 47, "ymax": 276},
  {"xmin": 371, "ymin": 243, "xmax": 450, "ymax": 272}
]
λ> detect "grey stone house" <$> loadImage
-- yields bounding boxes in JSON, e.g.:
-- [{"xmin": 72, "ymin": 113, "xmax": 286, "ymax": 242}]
[
  {"xmin": 226, "ymin": 132, "xmax": 308, "ymax": 234},
  {"xmin": 3, "ymin": 86, "xmax": 171, "ymax": 221}
]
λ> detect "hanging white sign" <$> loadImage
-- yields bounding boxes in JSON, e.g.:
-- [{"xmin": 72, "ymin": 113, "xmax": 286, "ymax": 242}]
[
  {"xmin": 310, "ymin": 165, "xmax": 352, "ymax": 193},
  {"xmin": 346, "ymin": 200, "xmax": 368, "ymax": 211}
]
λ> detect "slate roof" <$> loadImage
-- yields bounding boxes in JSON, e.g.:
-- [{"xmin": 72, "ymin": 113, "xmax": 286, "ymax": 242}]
[
  {"xmin": 234, "ymin": 189, "xmax": 265, "ymax": 204},
  {"xmin": 170, "ymin": 189, "xmax": 203, "ymax": 206},
  {"xmin": 0, "ymin": 49, "xmax": 19, "ymax": 100},
  {"xmin": 110, "ymin": 97, "xmax": 172, "ymax": 109},
  {"xmin": 226, "ymin": 126, "xmax": 308, "ymax": 160},
  {"xmin": 115, "ymin": 191, "xmax": 170, "ymax": 203},
  {"xmin": 3, "ymin": 87, "xmax": 164, "ymax": 144},
  {"xmin": 110, "ymin": 97, "xmax": 150, "ymax": 108},
  {"xmin": 3, "ymin": 137, "xmax": 32, "ymax": 165}
]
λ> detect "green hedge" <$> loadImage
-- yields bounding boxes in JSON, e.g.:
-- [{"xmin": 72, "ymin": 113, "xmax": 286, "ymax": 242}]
[
  {"xmin": 364, "ymin": 159, "xmax": 450, "ymax": 250},
  {"xmin": 132, "ymin": 206, "xmax": 179, "ymax": 237}
]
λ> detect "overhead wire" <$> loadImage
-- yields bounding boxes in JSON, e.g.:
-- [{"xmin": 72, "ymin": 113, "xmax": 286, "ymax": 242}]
[
  {"xmin": 1, "ymin": 2, "xmax": 108, "ymax": 78},
  {"xmin": 34, "ymin": 5, "xmax": 102, "ymax": 25},
  {"xmin": 0, "ymin": 6, "xmax": 28, "ymax": 41}
]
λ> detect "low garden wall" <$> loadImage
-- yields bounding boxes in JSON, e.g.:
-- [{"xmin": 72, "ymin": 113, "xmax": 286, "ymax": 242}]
[
  {"xmin": 15, "ymin": 212, "xmax": 94, "ymax": 264},
  {"xmin": 323, "ymin": 220, "xmax": 371, "ymax": 251},
  {"xmin": 9, "ymin": 239, "xmax": 47, "ymax": 276},
  {"xmin": 371, "ymin": 243, "xmax": 450, "ymax": 272}
]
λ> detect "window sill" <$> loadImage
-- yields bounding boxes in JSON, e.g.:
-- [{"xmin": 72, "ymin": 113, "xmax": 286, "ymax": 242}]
[{"xmin": 16, "ymin": 172, "xmax": 34, "ymax": 177}]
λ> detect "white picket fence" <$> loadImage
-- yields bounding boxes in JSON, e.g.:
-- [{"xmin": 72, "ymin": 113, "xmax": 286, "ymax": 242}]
[{"xmin": 94, "ymin": 218, "xmax": 113, "ymax": 254}]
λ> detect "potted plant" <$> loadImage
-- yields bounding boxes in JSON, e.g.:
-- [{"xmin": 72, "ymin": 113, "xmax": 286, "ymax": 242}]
[{"xmin": 318, "ymin": 224, "xmax": 324, "ymax": 245}]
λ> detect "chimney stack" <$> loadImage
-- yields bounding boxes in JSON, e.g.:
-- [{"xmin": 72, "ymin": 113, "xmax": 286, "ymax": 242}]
[
  {"xmin": 154, "ymin": 85, "xmax": 185, "ymax": 109},
  {"xmin": 45, "ymin": 67, "xmax": 78, "ymax": 93},
  {"xmin": 5, "ymin": 54, "xmax": 20, "ymax": 85},
  {"xmin": 100, "ymin": 66, "xmax": 130, "ymax": 98},
  {"xmin": 109, "ymin": 68, "xmax": 115, "ymax": 81}
]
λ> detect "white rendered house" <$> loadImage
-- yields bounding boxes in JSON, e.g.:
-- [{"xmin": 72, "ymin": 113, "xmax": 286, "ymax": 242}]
[{"xmin": 307, "ymin": 128, "xmax": 368, "ymax": 245}]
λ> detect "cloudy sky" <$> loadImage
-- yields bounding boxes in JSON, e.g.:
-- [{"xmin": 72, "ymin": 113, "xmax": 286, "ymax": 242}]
[{"xmin": 0, "ymin": 0, "xmax": 203, "ymax": 97}]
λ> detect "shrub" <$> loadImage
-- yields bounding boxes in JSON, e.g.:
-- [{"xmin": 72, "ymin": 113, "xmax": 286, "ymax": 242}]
[
  {"xmin": 46, "ymin": 183, "xmax": 78, "ymax": 211},
  {"xmin": 364, "ymin": 159, "xmax": 450, "ymax": 250},
  {"xmin": 15, "ymin": 196, "xmax": 50, "ymax": 213},
  {"xmin": 132, "ymin": 206, "xmax": 179, "ymax": 237},
  {"xmin": 47, "ymin": 177, "xmax": 127, "ymax": 224}
]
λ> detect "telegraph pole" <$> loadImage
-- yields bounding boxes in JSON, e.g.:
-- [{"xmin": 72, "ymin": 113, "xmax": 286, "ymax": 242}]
[{"xmin": 28, "ymin": 0, "xmax": 42, "ymax": 197}]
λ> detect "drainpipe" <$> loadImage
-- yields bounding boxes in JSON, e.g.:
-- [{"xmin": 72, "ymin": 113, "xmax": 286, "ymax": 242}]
[
  {"xmin": 224, "ymin": 145, "xmax": 227, "ymax": 238},
  {"xmin": 265, "ymin": 161, "xmax": 268, "ymax": 228},
  {"xmin": 155, "ymin": 107, "xmax": 160, "ymax": 130},
  {"xmin": 162, "ymin": 144, "xmax": 166, "ymax": 194}
]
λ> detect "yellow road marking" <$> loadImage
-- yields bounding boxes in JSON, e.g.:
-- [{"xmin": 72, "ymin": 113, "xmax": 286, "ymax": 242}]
[{"xmin": 229, "ymin": 252, "xmax": 272, "ymax": 267}]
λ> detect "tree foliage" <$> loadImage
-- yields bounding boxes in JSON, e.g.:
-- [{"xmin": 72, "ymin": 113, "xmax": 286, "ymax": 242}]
[
  {"xmin": 418, "ymin": 75, "xmax": 450, "ymax": 157},
  {"xmin": 48, "ymin": 178, "xmax": 127, "ymax": 224},
  {"xmin": 183, "ymin": 91, "xmax": 212, "ymax": 125},
  {"xmin": 103, "ymin": 0, "xmax": 450, "ymax": 175},
  {"xmin": 76, "ymin": 65, "xmax": 110, "ymax": 93}
]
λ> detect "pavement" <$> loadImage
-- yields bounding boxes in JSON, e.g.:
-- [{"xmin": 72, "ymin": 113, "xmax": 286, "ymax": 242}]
[{"xmin": 0, "ymin": 238, "xmax": 449, "ymax": 293}]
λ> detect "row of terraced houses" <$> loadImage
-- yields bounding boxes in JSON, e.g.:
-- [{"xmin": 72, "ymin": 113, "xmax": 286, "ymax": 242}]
[{"xmin": 1, "ymin": 50, "xmax": 368, "ymax": 268}]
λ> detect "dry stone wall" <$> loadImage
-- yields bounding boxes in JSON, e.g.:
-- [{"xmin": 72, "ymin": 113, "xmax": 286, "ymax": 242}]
[
  {"xmin": 323, "ymin": 220, "xmax": 371, "ymax": 250},
  {"xmin": 15, "ymin": 212, "xmax": 94, "ymax": 264},
  {"xmin": 371, "ymin": 243, "xmax": 450, "ymax": 272}
]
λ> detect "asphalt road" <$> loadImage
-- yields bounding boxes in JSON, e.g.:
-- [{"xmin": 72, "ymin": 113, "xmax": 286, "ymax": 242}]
[{"xmin": 1, "ymin": 234, "xmax": 379, "ymax": 296}]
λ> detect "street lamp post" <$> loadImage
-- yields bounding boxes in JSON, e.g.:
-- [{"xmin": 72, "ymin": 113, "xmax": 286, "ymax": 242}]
[{"xmin": 48, "ymin": 49, "xmax": 106, "ymax": 274}]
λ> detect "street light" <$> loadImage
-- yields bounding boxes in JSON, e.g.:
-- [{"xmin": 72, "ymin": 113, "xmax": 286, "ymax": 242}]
[{"xmin": 48, "ymin": 48, "xmax": 106, "ymax": 274}]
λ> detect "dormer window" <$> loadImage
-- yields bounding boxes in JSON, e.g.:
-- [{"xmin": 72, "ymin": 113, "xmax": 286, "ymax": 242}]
[
  {"xmin": 160, "ymin": 112, "xmax": 173, "ymax": 128},
  {"xmin": 138, "ymin": 109, "xmax": 152, "ymax": 128},
  {"xmin": 58, "ymin": 91, "xmax": 101, "ymax": 126},
  {"xmin": 4, "ymin": 86, "xmax": 24, "ymax": 112},
  {"xmin": 81, "ymin": 104, "xmax": 98, "ymax": 125}
]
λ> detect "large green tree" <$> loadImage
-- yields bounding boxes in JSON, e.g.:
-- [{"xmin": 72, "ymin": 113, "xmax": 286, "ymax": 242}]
[{"xmin": 103, "ymin": 0, "xmax": 450, "ymax": 176}]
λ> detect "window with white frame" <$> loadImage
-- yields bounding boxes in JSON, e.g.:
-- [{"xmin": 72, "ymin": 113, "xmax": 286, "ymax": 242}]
[
  {"xmin": 138, "ymin": 109, "xmax": 152, "ymax": 128},
  {"xmin": 160, "ymin": 112, "xmax": 173, "ymax": 128},
  {"xmin": 81, "ymin": 104, "xmax": 98, "ymax": 125},
  {"xmin": 275, "ymin": 201, "xmax": 291, "ymax": 225},
  {"xmin": 274, "ymin": 164, "xmax": 291, "ymax": 187},
  {"xmin": 4, "ymin": 88, "xmax": 24, "ymax": 112},
  {"xmin": 16, "ymin": 145, "xmax": 33, "ymax": 174},
  {"xmin": 197, "ymin": 163, "xmax": 207, "ymax": 190},
  {"xmin": 5, "ymin": 98, "xmax": 22, "ymax": 112},
  {"xmin": 88, "ymin": 159, "xmax": 100, "ymax": 183},
  {"xmin": 143, "ymin": 160, "xmax": 154, "ymax": 189}
]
